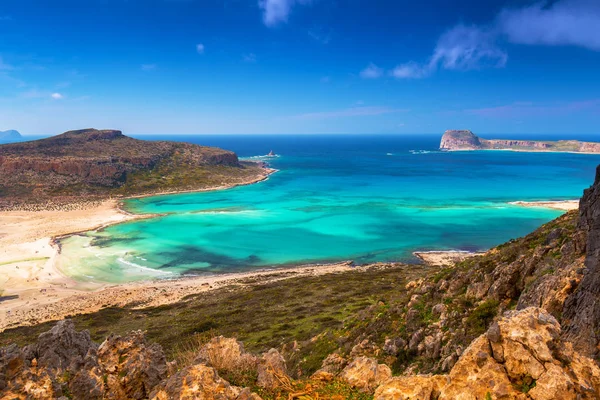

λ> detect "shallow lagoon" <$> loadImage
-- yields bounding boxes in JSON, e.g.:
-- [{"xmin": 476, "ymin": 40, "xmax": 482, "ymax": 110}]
[{"xmin": 59, "ymin": 134, "xmax": 600, "ymax": 283}]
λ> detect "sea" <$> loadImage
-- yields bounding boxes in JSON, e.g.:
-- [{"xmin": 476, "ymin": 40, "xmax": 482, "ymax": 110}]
[{"xmin": 56, "ymin": 133, "xmax": 600, "ymax": 283}]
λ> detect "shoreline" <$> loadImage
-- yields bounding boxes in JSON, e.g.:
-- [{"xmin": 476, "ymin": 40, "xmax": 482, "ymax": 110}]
[
  {"xmin": 0, "ymin": 163, "xmax": 575, "ymax": 331},
  {"xmin": 442, "ymin": 148, "xmax": 600, "ymax": 155},
  {"xmin": 413, "ymin": 251, "xmax": 484, "ymax": 266},
  {"xmin": 0, "ymin": 164, "xmax": 277, "ymax": 325},
  {"xmin": 509, "ymin": 200, "xmax": 579, "ymax": 211}
]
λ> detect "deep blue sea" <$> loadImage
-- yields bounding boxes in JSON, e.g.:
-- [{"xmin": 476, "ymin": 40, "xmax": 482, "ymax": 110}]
[{"xmin": 57, "ymin": 133, "xmax": 600, "ymax": 283}]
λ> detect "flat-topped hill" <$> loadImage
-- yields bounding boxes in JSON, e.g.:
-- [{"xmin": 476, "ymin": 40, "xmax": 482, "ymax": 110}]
[
  {"xmin": 440, "ymin": 129, "xmax": 600, "ymax": 153},
  {"xmin": 0, "ymin": 129, "xmax": 268, "ymax": 209},
  {"xmin": 0, "ymin": 130, "xmax": 22, "ymax": 143}
]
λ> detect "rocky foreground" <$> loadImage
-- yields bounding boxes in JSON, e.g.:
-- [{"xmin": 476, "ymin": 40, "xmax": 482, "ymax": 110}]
[
  {"xmin": 1, "ymin": 307, "xmax": 599, "ymax": 399},
  {"xmin": 0, "ymin": 129, "xmax": 270, "ymax": 209},
  {"xmin": 440, "ymin": 130, "xmax": 600, "ymax": 153}
]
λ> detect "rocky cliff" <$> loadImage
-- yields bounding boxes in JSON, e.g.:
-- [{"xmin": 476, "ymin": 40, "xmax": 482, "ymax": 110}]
[
  {"xmin": 440, "ymin": 130, "xmax": 600, "ymax": 153},
  {"xmin": 0, "ymin": 129, "xmax": 265, "ymax": 209}
]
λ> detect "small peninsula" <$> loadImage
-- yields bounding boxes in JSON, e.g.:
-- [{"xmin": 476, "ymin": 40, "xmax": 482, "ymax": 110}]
[
  {"xmin": 440, "ymin": 129, "xmax": 600, "ymax": 153},
  {"xmin": 0, "ymin": 128, "xmax": 273, "ymax": 210},
  {"xmin": 0, "ymin": 130, "xmax": 22, "ymax": 143}
]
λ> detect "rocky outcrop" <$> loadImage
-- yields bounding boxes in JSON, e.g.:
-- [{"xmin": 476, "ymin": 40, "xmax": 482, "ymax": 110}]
[
  {"xmin": 563, "ymin": 165, "xmax": 600, "ymax": 356},
  {"xmin": 440, "ymin": 130, "xmax": 600, "ymax": 153},
  {"xmin": 0, "ymin": 128, "xmax": 249, "ymax": 208},
  {"xmin": 0, "ymin": 323, "xmax": 269, "ymax": 399},
  {"xmin": 339, "ymin": 357, "xmax": 392, "ymax": 392},
  {"xmin": 374, "ymin": 308, "xmax": 600, "ymax": 399}
]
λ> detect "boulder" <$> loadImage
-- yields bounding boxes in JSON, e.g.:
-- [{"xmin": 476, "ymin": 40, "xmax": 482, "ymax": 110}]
[
  {"xmin": 256, "ymin": 349, "xmax": 290, "ymax": 390},
  {"xmin": 340, "ymin": 357, "xmax": 392, "ymax": 392}
]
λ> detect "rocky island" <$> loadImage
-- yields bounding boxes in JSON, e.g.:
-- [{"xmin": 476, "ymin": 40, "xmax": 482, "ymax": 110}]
[
  {"xmin": 440, "ymin": 129, "xmax": 600, "ymax": 153},
  {"xmin": 0, "ymin": 130, "xmax": 22, "ymax": 143},
  {"xmin": 0, "ymin": 128, "xmax": 272, "ymax": 210}
]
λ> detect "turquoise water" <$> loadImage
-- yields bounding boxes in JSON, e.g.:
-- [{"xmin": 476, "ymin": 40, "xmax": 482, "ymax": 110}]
[{"xmin": 58, "ymin": 134, "xmax": 600, "ymax": 283}]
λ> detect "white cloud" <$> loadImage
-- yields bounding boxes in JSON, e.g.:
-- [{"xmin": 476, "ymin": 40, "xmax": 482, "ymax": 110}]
[
  {"xmin": 141, "ymin": 64, "xmax": 157, "ymax": 71},
  {"xmin": 360, "ymin": 63, "xmax": 384, "ymax": 79},
  {"xmin": 51, "ymin": 93, "xmax": 64, "ymax": 100},
  {"xmin": 498, "ymin": 0, "xmax": 600, "ymax": 51},
  {"xmin": 390, "ymin": 62, "xmax": 430, "ymax": 79},
  {"xmin": 308, "ymin": 28, "xmax": 331, "ymax": 44},
  {"xmin": 390, "ymin": 25, "xmax": 507, "ymax": 80},
  {"xmin": 259, "ymin": 0, "xmax": 311, "ymax": 27},
  {"xmin": 243, "ymin": 53, "xmax": 257, "ymax": 63},
  {"xmin": 196, "ymin": 43, "xmax": 205, "ymax": 54},
  {"xmin": 376, "ymin": 0, "xmax": 600, "ymax": 81},
  {"xmin": 429, "ymin": 24, "xmax": 507, "ymax": 71}
]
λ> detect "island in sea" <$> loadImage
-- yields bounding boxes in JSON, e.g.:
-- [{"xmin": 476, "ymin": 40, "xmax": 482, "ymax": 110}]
[
  {"xmin": 440, "ymin": 129, "xmax": 600, "ymax": 153},
  {"xmin": 0, "ymin": 130, "xmax": 22, "ymax": 143},
  {"xmin": 0, "ymin": 128, "xmax": 273, "ymax": 209}
]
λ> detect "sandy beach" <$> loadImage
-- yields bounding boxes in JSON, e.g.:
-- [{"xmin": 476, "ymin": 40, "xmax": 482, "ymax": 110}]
[
  {"xmin": 413, "ymin": 251, "xmax": 484, "ymax": 266},
  {"xmin": 509, "ymin": 200, "xmax": 579, "ymax": 211},
  {"xmin": 0, "ymin": 166, "xmax": 277, "ymax": 331}
]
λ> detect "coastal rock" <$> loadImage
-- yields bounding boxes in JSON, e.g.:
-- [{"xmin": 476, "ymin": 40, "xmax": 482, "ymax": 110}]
[
  {"xmin": 439, "ymin": 129, "xmax": 600, "ymax": 153},
  {"xmin": 371, "ymin": 308, "xmax": 600, "ymax": 400},
  {"xmin": 340, "ymin": 357, "xmax": 392, "ymax": 392},
  {"xmin": 149, "ymin": 364, "xmax": 252, "ymax": 400},
  {"xmin": 563, "ymin": 165, "xmax": 600, "ymax": 357},
  {"xmin": 0, "ymin": 128, "xmax": 247, "ymax": 209},
  {"xmin": 256, "ymin": 349, "xmax": 290, "ymax": 390},
  {"xmin": 97, "ymin": 331, "xmax": 168, "ymax": 399}
]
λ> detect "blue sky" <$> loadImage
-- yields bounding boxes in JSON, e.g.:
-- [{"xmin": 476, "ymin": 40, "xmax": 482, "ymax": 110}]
[{"xmin": 0, "ymin": 0, "xmax": 599, "ymax": 135}]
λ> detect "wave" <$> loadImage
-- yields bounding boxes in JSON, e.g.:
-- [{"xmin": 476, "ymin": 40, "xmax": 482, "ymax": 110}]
[
  {"xmin": 117, "ymin": 257, "xmax": 173, "ymax": 275},
  {"xmin": 241, "ymin": 154, "xmax": 281, "ymax": 161},
  {"xmin": 409, "ymin": 150, "xmax": 443, "ymax": 155}
]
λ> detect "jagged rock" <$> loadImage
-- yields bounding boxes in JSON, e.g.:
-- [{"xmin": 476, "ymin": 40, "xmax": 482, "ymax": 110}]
[
  {"xmin": 383, "ymin": 337, "xmax": 406, "ymax": 356},
  {"xmin": 340, "ymin": 357, "xmax": 392, "ymax": 392},
  {"xmin": 563, "ymin": 165, "xmax": 600, "ymax": 357},
  {"xmin": 350, "ymin": 339, "xmax": 379, "ymax": 358},
  {"xmin": 0, "ymin": 344, "xmax": 25, "ymax": 390},
  {"xmin": 195, "ymin": 336, "xmax": 258, "ymax": 373},
  {"xmin": 373, "ymin": 308, "xmax": 600, "ymax": 399},
  {"xmin": 97, "ymin": 331, "xmax": 168, "ymax": 399},
  {"xmin": 257, "ymin": 349, "xmax": 290, "ymax": 390},
  {"xmin": 150, "ymin": 364, "xmax": 257, "ymax": 400},
  {"xmin": 315, "ymin": 353, "xmax": 347, "ymax": 375},
  {"xmin": 374, "ymin": 375, "xmax": 448, "ymax": 400},
  {"xmin": 26, "ymin": 319, "xmax": 97, "ymax": 371}
]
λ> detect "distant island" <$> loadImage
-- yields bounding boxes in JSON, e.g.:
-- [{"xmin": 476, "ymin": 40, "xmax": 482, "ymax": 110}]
[
  {"xmin": 440, "ymin": 130, "xmax": 600, "ymax": 153},
  {"xmin": 0, "ymin": 130, "xmax": 22, "ymax": 143},
  {"xmin": 0, "ymin": 128, "xmax": 273, "ymax": 209}
]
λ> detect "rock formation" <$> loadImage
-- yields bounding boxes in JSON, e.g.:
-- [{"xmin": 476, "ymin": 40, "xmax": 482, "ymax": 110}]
[
  {"xmin": 374, "ymin": 307, "xmax": 600, "ymax": 399},
  {"xmin": 563, "ymin": 165, "xmax": 600, "ymax": 356},
  {"xmin": 0, "ymin": 128, "xmax": 266, "ymax": 209},
  {"xmin": 0, "ymin": 130, "xmax": 22, "ymax": 143},
  {"xmin": 440, "ymin": 130, "xmax": 600, "ymax": 153}
]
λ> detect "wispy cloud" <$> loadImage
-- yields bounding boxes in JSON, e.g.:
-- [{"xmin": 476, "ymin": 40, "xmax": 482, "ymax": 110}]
[
  {"xmin": 376, "ymin": 0, "xmax": 599, "ymax": 80},
  {"xmin": 498, "ymin": 0, "xmax": 600, "ymax": 51},
  {"xmin": 243, "ymin": 53, "xmax": 257, "ymax": 63},
  {"xmin": 196, "ymin": 43, "xmax": 205, "ymax": 54},
  {"xmin": 360, "ymin": 63, "xmax": 384, "ymax": 79},
  {"xmin": 51, "ymin": 93, "xmax": 64, "ymax": 100},
  {"xmin": 390, "ymin": 25, "xmax": 507, "ymax": 79},
  {"xmin": 465, "ymin": 99, "xmax": 600, "ymax": 118},
  {"xmin": 259, "ymin": 0, "xmax": 311, "ymax": 27},
  {"xmin": 141, "ymin": 64, "xmax": 157, "ymax": 71},
  {"xmin": 290, "ymin": 106, "xmax": 408, "ymax": 120},
  {"xmin": 308, "ymin": 28, "xmax": 332, "ymax": 44}
]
